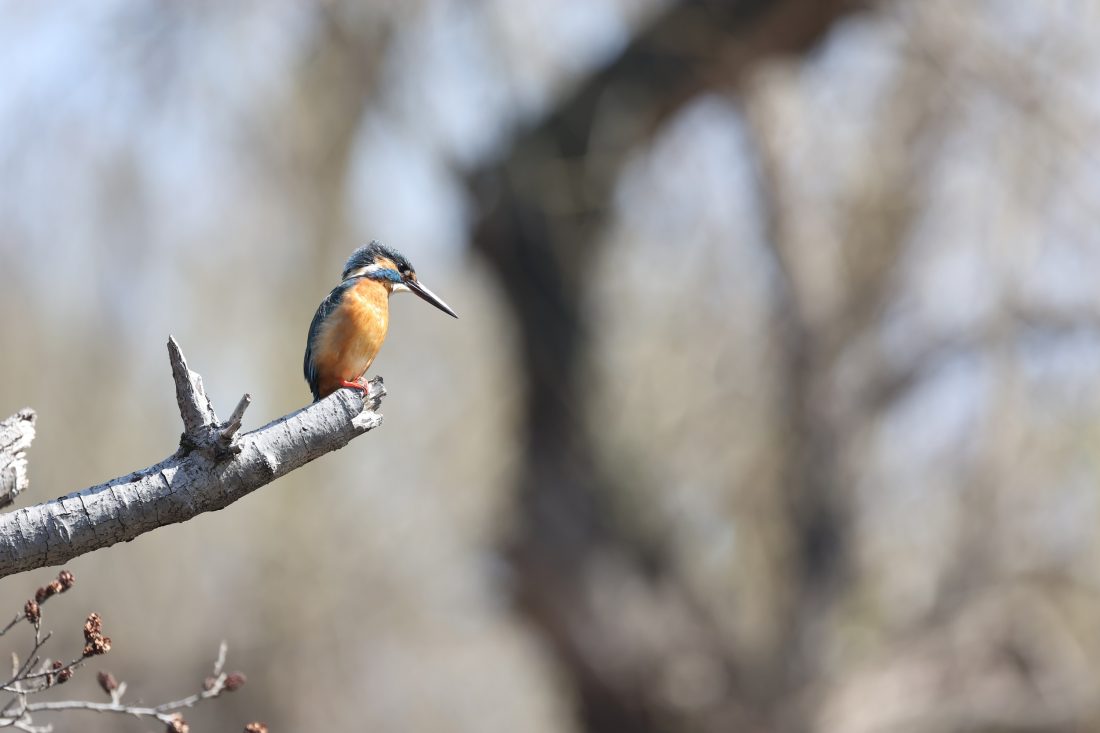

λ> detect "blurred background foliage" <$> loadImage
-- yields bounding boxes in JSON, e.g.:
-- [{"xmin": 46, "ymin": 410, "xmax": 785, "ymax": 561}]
[{"xmin": 2, "ymin": 0, "xmax": 1100, "ymax": 731}]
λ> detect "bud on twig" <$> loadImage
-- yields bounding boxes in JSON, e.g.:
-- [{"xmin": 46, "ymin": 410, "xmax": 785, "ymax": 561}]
[
  {"xmin": 97, "ymin": 670, "xmax": 118, "ymax": 695},
  {"xmin": 166, "ymin": 714, "xmax": 189, "ymax": 733},
  {"xmin": 83, "ymin": 613, "xmax": 102, "ymax": 640},
  {"xmin": 82, "ymin": 613, "xmax": 111, "ymax": 656},
  {"xmin": 23, "ymin": 600, "xmax": 39, "ymax": 624},
  {"xmin": 57, "ymin": 569, "xmax": 75, "ymax": 591},
  {"xmin": 224, "ymin": 672, "xmax": 247, "ymax": 692},
  {"xmin": 83, "ymin": 636, "xmax": 112, "ymax": 657},
  {"xmin": 244, "ymin": 723, "xmax": 268, "ymax": 733},
  {"xmin": 44, "ymin": 660, "xmax": 61, "ymax": 687}
]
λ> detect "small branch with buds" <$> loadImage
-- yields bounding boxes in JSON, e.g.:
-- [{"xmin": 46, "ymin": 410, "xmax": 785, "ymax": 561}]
[
  {"xmin": 0, "ymin": 336, "xmax": 386, "ymax": 579},
  {"xmin": 0, "ymin": 571, "xmax": 73, "ymax": 640},
  {"xmin": 0, "ymin": 569, "xmax": 266, "ymax": 733},
  {"xmin": 20, "ymin": 641, "xmax": 241, "ymax": 729}
]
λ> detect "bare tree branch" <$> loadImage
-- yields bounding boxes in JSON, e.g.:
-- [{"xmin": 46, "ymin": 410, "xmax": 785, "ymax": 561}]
[
  {"xmin": 0, "ymin": 412, "xmax": 35, "ymax": 510},
  {"xmin": 16, "ymin": 641, "xmax": 238, "ymax": 726},
  {"xmin": 0, "ymin": 337, "xmax": 386, "ymax": 580}
]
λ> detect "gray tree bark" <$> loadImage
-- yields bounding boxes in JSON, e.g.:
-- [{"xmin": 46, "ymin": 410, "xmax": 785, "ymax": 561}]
[
  {"xmin": 0, "ymin": 409, "xmax": 35, "ymax": 509},
  {"xmin": 0, "ymin": 337, "xmax": 385, "ymax": 579}
]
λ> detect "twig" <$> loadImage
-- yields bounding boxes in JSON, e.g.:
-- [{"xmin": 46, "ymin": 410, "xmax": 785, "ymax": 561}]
[
  {"xmin": 0, "ymin": 574, "xmax": 72, "ymax": 639},
  {"xmin": 218, "ymin": 394, "xmax": 253, "ymax": 451},
  {"xmin": 19, "ymin": 642, "xmax": 237, "ymax": 725},
  {"xmin": 2, "ymin": 630, "xmax": 50, "ymax": 692}
]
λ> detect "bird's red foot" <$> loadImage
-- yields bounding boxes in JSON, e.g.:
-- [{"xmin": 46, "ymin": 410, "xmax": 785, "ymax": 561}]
[{"xmin": 339, "ymin": 379, "xmax": 370, "ymax": 394}]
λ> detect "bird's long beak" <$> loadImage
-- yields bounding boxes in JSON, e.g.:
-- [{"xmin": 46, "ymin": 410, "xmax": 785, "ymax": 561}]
[{"xmin": 406, "ymin": 278, "xmax": 458, "ymax": 318}]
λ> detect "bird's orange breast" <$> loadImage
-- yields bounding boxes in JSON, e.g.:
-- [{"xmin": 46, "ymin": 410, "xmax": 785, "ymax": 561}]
[{"xmin": 311, "ymin": 279, "xmax": 390, "ymax": 398}]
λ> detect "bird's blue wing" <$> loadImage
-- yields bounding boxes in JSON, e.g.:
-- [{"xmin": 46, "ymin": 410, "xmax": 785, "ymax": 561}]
[{"xmin": 303, "ymin": 281, "xmax": 354, "ymax": 402}]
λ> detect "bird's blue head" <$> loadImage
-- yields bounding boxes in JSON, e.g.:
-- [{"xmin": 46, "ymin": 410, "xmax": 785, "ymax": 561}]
[{"xmin": 341, "ymin": 241, "xmax": 457, "ymax": 318}]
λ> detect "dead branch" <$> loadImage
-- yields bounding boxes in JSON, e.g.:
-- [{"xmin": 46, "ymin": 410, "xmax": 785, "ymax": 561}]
[{"xmin": 0, "ymin": 337, "xmax": 385, "ymax": 580}]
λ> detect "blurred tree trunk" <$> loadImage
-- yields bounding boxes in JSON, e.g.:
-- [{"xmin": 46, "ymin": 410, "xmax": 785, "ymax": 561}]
[{"xmin": 468, "ymin": 1, "xmax": 868, "ymax": 731}]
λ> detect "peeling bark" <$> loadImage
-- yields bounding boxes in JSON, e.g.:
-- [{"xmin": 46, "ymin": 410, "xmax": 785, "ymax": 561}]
[{"xmin": 0, "ymin": 337, "xmax": 385, "ymax": 579}]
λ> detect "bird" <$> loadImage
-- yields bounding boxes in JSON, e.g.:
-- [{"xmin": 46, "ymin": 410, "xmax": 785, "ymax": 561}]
[{"xmin": 304, "ymin": 241, "xmax": 457, "ymax": 401}]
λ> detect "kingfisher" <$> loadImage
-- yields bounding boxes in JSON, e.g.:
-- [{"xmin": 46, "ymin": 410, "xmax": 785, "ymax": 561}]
[{"xmin": 304, "ymin": 241, "xmax": 457, "ymax": 401}]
